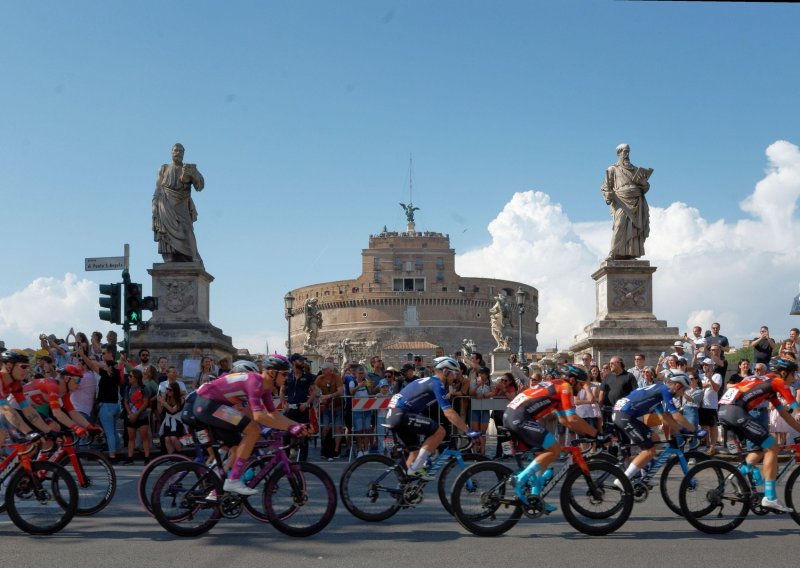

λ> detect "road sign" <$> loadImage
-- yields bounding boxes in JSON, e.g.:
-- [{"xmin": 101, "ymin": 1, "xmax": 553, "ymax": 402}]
[{"xmin": 85, "ymin": 256, "xmax": 125, "ymax": 271}]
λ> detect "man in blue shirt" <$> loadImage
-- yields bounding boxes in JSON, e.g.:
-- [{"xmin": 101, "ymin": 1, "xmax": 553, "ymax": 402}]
[
  {"xmin": 385, "ymin": 357, "xmax": 480, "ymax": 479},
  {"xmin": 280, "ymin": 353, "xmax": 316, "ymax": 461}
]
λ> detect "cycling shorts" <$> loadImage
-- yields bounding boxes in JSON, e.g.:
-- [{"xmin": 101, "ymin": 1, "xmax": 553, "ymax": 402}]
[
  {"xmin": 502, "ymin": 407, "xmax": 557, "ymax": 451},
  {"xmin": 385, "ymin": 408, "xmax": 438, "ymax": 450},
  {"xmin": 191, "ymin": 395, "xmax": 251, "ymax": 447},
  {"xmin": 718, "ymin": 405, "xmax": 772, "ymax": 449},
  {"xmin": 612, "ymin": 411, "xmax": 654, "ymax": 449}
]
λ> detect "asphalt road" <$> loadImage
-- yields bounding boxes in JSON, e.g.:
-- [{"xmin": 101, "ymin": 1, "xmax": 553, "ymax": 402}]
[{"xmin": 3, "ymin": 456, "xmax": 799, "ymax": 568}]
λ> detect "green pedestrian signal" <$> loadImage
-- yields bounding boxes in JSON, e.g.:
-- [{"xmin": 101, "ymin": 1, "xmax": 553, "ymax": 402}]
[
  {"xmin": 99, "ymin": 283, "xmax": 122, "ymax": 325},
  {"xmin": 124, "ymin": 282, "xmax": 143, "ymax": 326}
]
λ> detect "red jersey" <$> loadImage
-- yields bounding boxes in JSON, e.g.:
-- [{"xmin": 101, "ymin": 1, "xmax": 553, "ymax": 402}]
[
  {"xmin": 19, "ymin": 377, "xmax": 75, "ymax": 412},
  {"xmin": 506, "ymin": 378, "xmax": 576, "ymax": 420},
  {"xmin": 0, "ymin": 373, "xmax": 28, "ymax": 407},
  {"xmin": 718, "ymin": 373, "xmax": 795, "ymax": 411}
]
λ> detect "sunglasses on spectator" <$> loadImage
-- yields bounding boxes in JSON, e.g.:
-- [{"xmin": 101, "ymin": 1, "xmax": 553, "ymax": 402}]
[{"xmin": 17, "ymin": 364, "xmax": 30, "ymax": 370}]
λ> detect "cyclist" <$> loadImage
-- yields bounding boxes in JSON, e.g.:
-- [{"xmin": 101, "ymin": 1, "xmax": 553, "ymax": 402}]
[
  {"xmin": 23, "ymin": 365, "xmax": 97, "ymax": 435},
  {"xmin": 0, "ymin": 349, "xmax": 54, "ymax": 437},
  {"xmin": 504, "ymin": 364, "xmax": 602, "ymax": 511},
  {"xmin": 191, "ymin": 355, "xmax": 307, "ymax": 495},
  {"xmin": 385, "ymin": 356, "xmax": 480, "ymax": 480},
  {"xmin": 611, "ymin": 371, "xmax": 703, "ymax": 485},
  {"xmin": 717, "ymin": 356, "xmax": 800, "ymax": 512}
]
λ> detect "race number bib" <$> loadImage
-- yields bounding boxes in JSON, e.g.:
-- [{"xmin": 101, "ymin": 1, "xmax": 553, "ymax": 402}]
[
  {"xmin": 613, "ymin": 397, "xmax": 629, "ymax": 411},
  {"xmin": 718, "ymin": 387, "xmax": 739, "ymax": 405},
  {"xmin": 507, "ymin": 392, "xmax": 528, "ymax": 410},
  {"xmin": 387, "ymin": 393, "xmax": 403, "ymax": 409}
]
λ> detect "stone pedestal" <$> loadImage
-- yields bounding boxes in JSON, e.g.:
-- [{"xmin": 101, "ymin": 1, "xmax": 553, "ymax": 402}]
[
  {"xmin": 569, "ymin": 260, "xmax": 679, "ymax": 366},
  {"xmin": 303, "ymin": 352, "xmax": 324, "ymax": 375},
  {"xmin": 490, "ymin": 350, "xmax": 513, "ymax": 380},
  {"xmin": 130, "ymin": 262, "xmax": 235, "ymax": 379}
]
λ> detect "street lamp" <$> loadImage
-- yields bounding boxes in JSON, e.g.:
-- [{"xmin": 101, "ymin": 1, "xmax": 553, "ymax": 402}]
[
  {"xmin": 515, "ymin": 287, "xmax": 526, "ymax": 363},
  {"xmin": 284, "ymin": 291, "xmax": 295, "ymax": 356}
]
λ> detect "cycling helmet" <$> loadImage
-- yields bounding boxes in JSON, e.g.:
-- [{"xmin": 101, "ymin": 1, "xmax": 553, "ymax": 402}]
[
  {"xmin": 231, "ymin": 360, "xmax": 260, "ymax": 374},
  {"xmin": 666, "ymin": 371, "xmax": 690, "ymax": 389},
  {"xmin": 60, "ymin": 364, "xmax": 83, "ymax": 378},
  {"xmin": 433, "ymin": 356, "xmax": 459, "ymax": 372},
  {"xmin": 263, "ymin": 354, "xmax": 290, "ymax": 372},
  {"xmin": 563, "ymin": 364, "xmax": 588, "ymax": 382},
  {"xmin": 770, "ymin": 356, "xmax": 798, "ymax": 374},
  {"xmin": 1, "ymin": 350, "xmax": 30, "ymax": 365}
]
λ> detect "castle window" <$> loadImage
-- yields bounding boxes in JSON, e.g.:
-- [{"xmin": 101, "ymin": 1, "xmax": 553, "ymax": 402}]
[
  {"xmin": 436, "ymin": 257, "xmax": 444, "ymax": 270},
  {"xmin": 373, "ymin": 270, "xmax": 382, "ymax": 283},
  {"xmin": 393, "ymin": 277, "xmax": 425, "ymax": 292},
  {"xmin": 373, "ymin": 257, "xmax": 380, "ymax": 269},
  {"xmin": 436, "ymin": 271, "xmax": 444, "ymax": 282},
  {"xmin": 394, "ymin": 257, "xmax": 402, "ymax": 270},
  {"xmin": 415, "ymin": 257, "xmax": 423, "ymax": 270}
]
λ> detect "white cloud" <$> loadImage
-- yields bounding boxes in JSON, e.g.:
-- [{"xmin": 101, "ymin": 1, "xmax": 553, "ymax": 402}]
[
  {"xmin": 0, "ymin": 274, "xmax": 100, "ymax": 347},
  {"xmin": 457, "ymin": 141, "xmax": 800, "ymax": 350}
]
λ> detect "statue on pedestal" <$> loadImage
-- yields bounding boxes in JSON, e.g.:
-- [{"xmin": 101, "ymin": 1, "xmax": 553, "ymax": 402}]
[
  {"xmin": 152, "ymin": 143, "xmax": 205, "ymax": 263},
  {"xmin": 302, "ymin": 298, "xmax": 323, "ymax": 351},
  {"xmin": 489, "ymin": 293, "xmax": 512, "ymax": 352},
  {"xmin": 601, "ymin": 143, "xmax": 653, "ymax": 260}
]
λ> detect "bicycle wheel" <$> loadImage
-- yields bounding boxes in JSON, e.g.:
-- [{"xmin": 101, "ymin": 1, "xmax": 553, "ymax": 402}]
[
  {"xmin": 450, "ymin": 461, "xmax": 521, "ymax": 537},
  {"xmin": 560, "ymin": 461, "xmax": 633, "ymax": 536},
  {"xmin": 784, "ymin": 465, "xmax": 800, "ymax": 526},
  {"xmin": 5, "ymin": 461, "xmax": 78, "ymax": 535},
  {"xmin": 56, "ymin": 450, "xmax": 117, "ymax": 516},
  {"xmin": 138, "ymin": 453, "xmax": 190, "ymax": 516},
  {"xmin": 659, "ymin": 451, "xmax": 708, "ymax": 516},
  {"xmin": 263, "ymin": 462, "xmax": 337, "ymax": 537},
  {"xmin": 679, "ymin": 459, "xmax": 750, "ymax": 534},
  {"xmin": 151, "ymin": 461, "xmax": 222, "ymax": 537},
  {"xmin": 437, "ymin": 452, "xmax": 489, "ymax": 515},
  {"xmin": 339, "ymin": 454, "xmax": 403, "ymax": 522}
]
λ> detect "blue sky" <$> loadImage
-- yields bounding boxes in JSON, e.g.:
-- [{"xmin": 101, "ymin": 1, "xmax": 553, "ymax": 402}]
[{"xmin": 2, "ymin": 2, "xmax": 800, "ymax": 354}]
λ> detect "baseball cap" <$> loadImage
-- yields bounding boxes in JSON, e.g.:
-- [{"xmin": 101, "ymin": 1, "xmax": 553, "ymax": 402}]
[
  {"xmin": 378, "ymin": 379, "xmax": 389, "ymax": 387},
  {"xmin": 289, "ymin": 353, "xmax": 306, "ymax": 363},
  {"xmin": 385, "ymin": 366, "xmax": 397, "ymax": 372},
  {"xmin": 702, "ymin": 358, "xmax": 715, "ymax": 366},
  {"xmin": 320, "ymin": 362, "xmax": 334, "ymax": 370},
  {"xmin": 401, "ymin": 363, "xmax": 414, "ymax": 372},
  {"xmin": 673, "ymin": 341, "xmax": 684, "ymax": 347}
]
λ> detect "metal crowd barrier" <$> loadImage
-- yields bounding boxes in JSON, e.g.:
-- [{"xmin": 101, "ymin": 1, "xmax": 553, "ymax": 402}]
[{"xmin": 280, "ymin": 394, "xmax": 520, "ymax": 462}]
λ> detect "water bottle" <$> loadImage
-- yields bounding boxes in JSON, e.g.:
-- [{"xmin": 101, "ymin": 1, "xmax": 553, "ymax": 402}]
[{"xmin": 243, "ymin": 467, "xmax": 256, "ymax": 483}]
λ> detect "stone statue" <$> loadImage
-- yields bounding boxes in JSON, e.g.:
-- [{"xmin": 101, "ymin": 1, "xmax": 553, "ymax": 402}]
[
  {"xmin": 489, "ymin": 293, "xmax": 512, "ymax": 352},
  {"xmin": 302, "ymin": 298, "xmax": 323, "ymax": 350},
  {"xmin": 152, "ymin": 143, "xmax": 205, "ymax": 263},
  {"xmin": 461, "ymin": 338, "xmax": 475, "ymax": 360},
  {"xmin": 600, "ymin": 143, "xmax": 653, "ymax": 260},
  {"xmin": 338, "ymin": 338, "xmax": 354, "ymax": 371},
  {"xmin": 399, "ymin": 202, "xmax": 420, "ymax": 224}
]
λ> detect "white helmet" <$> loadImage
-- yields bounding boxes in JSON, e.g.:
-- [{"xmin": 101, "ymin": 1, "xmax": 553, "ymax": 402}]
[
  {"xmin": 433, "ymin": 356, "xmax": 459, "ymax": 372},
  {"xmin": 667, "ymin": 371, "xmax": 690, "ymax": 389}
]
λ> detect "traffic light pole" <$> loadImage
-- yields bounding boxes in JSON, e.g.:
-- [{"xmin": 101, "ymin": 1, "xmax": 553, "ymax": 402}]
[{"xmin": 122, "ymin": 268, "xmax": 131, "ymax": 354}]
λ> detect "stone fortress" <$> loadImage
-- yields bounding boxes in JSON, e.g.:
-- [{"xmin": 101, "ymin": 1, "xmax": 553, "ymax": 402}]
[{"xmin": 288, "ymin": 228, "xmax": 539, "ymax": 368}]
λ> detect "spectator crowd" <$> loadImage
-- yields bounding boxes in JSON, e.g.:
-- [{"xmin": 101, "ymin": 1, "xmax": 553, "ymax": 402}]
[{"xmin": 1, "ymin": 321, "xmax": 799, "ymax": 465}]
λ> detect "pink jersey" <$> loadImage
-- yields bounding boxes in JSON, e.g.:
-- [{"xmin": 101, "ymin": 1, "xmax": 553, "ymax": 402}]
[{"xmin": 196, "ymin": 371, "xmax": 276, "ymax": 413}]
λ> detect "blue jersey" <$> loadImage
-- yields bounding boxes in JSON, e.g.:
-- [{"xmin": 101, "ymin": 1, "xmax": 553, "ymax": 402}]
[
  {"xmin": 388, "ymin": 376, "xmax": 451, "ymax": 414},
  {"xmin": 613, "ymin": 383, "xmax": 677, "ymax": 418}
]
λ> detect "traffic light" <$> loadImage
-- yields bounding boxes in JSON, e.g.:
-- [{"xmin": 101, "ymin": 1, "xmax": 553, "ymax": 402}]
[
  {"xmin": 124, "ymin": 282, "xmax": 143, "ymax": 326},
  {"xmin": 142, "ymin": 296, "xmax": 159, "ymax": 312},
  {"xmin": 99, "ymin": 283, "xmax": 122, "ymax": 324}
]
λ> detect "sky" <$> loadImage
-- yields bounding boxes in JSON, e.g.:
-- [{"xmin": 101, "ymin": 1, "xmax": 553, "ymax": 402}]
[{"xmin": 2, "ymin": 1, "xmax": 800, "ymax": 356}]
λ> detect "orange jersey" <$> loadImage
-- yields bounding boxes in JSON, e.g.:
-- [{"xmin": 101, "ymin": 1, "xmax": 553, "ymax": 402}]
[
  {"xmin": 718, "ymin": 373, "xmax": 795, "ymax": 411},
  {"xmin": 506, "ymin": 378, "xmax": 575, "ymax": 420},
  {"xmin": 0, "ymin": 374, "xmax": 26, "ymax": 407}
]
